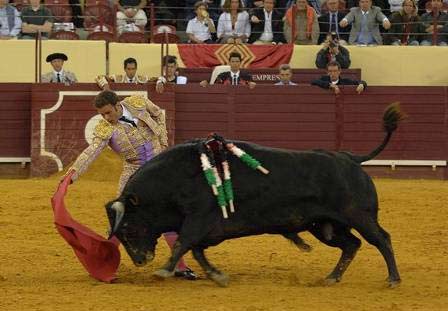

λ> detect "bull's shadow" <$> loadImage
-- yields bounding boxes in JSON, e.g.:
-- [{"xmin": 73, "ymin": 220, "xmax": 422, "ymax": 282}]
[{"xmin": 106, "ymin": 104, "xmax": 404, "ymax": 288}]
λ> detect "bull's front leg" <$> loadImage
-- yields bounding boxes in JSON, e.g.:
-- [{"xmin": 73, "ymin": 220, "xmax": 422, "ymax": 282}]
[
  {"xmin": 153, "ymin": 240, "xmax": 190, "ymax": 279},
  {"xmin": 192, "ymin": 247, "xmax": 229, "ymax": 287}
]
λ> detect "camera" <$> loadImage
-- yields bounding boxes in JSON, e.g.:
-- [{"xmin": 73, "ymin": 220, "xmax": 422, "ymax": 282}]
[{"xmin": 328, "ymin": 32, "xmax": 339, "ymax": 48}]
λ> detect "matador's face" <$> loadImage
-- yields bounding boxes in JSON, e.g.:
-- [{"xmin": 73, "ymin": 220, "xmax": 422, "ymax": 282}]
[{"xmin": 97, "ymin": 104, "xmax": 122, "ymax": 125}]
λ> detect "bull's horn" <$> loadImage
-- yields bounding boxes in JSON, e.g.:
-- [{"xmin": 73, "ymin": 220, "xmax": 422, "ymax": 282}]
[{"xmin": 109, "ymin": 201, "xmax": 125, "ymax": 236}]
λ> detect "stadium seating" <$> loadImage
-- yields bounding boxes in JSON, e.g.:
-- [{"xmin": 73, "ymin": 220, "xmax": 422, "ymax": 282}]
[
  {"xmin": 151, "ymin": 24, "xmax": 179, "ymax": 43},
  {"xmin": 50, "ymin": 30, "xmax": 80, "ymax": 39},
  {"xmin": 118, "ymin": 32, "xmax": 147, "ymax": 43}
]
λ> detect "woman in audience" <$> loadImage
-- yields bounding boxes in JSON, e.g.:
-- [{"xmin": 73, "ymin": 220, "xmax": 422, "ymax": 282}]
[
  {"xmin": 388, "ymin": 0, "xmax": 423, "ymax": 45},
  {"xmin": 217, "ymin": 0, "xmax": 251, "ymax": 43},
  {"xmin": 283, "ymin": 0, "xmax": 319, "ymax": 45}
]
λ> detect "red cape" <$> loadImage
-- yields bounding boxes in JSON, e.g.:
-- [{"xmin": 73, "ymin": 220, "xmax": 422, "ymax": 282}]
[{"xmin": 51, "ymin": 172, "xmax": 121, "ymax": 282}]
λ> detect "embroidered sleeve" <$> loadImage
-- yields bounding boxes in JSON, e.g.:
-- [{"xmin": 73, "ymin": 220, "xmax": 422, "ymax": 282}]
[
  {"xmin": 145, "ymin": 98, "xmax": 168, "ymax": 148},
  {"xmin": 68, "ymin": 137, "xmax": 109, "ymax": 181},
  {"xmin": 66, "ymin": 120, "xmax": 113, "ymax": 181}
]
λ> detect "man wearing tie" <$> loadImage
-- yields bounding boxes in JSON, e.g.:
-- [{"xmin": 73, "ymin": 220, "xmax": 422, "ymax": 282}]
[
  {"xmin": 339, "ymin": 0, "xmax": 390, "ymax": 45},
  {"xmin": 317, "ymin": 0, "xmax": 350, "ymax": 44},
  {"xmin": 201, "ymin": 52, "xmax": 256, "ymax": 88},
  {"xmin": 41, "ymin": 53, "xmax": 78, "ymax": 84}
]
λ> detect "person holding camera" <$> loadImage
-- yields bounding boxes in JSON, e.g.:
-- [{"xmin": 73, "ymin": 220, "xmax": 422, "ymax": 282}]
[{"xmin": 315, "ymin": 33, "xmax": 351, "ymax": 69}]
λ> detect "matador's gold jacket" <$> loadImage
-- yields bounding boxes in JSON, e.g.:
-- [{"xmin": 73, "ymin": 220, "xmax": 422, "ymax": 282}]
[{"xmin": 67, "ymin": 95, "xmax": 168, "ymax": 191}]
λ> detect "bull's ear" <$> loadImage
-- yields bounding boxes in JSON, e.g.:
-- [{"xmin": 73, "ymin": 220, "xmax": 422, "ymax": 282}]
[{"xmin": 125, "ymin": 193, "xmax": 139, "ymax": 208}]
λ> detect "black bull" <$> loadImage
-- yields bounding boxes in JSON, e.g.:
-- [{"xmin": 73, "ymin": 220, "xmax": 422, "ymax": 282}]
[{"xmin": 106, "ymin": 104, "xmax": 404, "ymax": 287}]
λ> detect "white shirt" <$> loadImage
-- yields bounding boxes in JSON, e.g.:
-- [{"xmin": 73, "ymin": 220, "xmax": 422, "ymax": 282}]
[
  {"xmin": 275, "ymin": 81, "xmax": 297, "ymax": 85},
  {"xmin": 331, "ymin": 79, "xmax": 339, "ymax": 85},
  {"xmin": 119, "ymin": 104, "xmax": 138, "ymax": 127},
  {"xmin": 53, "ymin": 69, "xmax": 64, "ymax": 82},
  {"xmin": 259, "ymin": 9, "xmax": 273, "ymax": 42},
  {"xmin": 186, "ymin": 16, "xmax": 213, "ymax": 42},
  {"xmin": 231, "ymin": 71, "xmax": 240, "ymax": 85},
  {"xmin": 217, "ymin": 11, "xmax": 251, "ymax": 40}
]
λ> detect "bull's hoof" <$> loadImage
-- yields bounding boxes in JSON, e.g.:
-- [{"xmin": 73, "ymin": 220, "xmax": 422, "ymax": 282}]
[
  {"xmin": 387, "ymin": 278, "xmax": 401, "ymax": 289},
  {"xmin": 322, "ymin": 277, "xmax": 339, "ymax": 286},
  {"xmin": 208, "ymin": 271, "xmax": 230, "ymax": 287},
  {"xmin": 153, "ymin": 269, "xmax": 174, "ymax": 279}
]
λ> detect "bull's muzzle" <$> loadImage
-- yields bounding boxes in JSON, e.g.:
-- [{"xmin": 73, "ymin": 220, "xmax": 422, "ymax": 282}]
[{"xmin": 134, "ymin": 251, "xmax": 154, "ymax": 267}]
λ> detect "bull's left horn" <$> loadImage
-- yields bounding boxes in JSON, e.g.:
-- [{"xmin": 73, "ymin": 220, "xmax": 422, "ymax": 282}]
[{"xmin": 109, "ymin": 201, "xmax": 125, "ymax": 236}]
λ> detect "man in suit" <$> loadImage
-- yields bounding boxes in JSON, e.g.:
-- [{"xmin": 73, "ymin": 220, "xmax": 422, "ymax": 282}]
[
  {"xmin": 274, "ymin": 64, "xmax": 297, "ymax": 85},
  {"xmin": 41, "ymin": 53, "xmax": 78, "ymax": 84},
  {"xmin": 311, "ymin": 61, "xmax": 367, "ymax": 95},
  {"xmin": 248, "ymin": 0, "xmax": 286, "ymax": 44},
  {"xmin": 318, "ymin": 0, "xmax": 350, "ymax": 44},
  {"xmin": 200, "ymin": 52, "xmax": 256, "ymax": 88},
  {"xmin": 339, "ymin": 0, "xmax": 391, "ymax": 45}
]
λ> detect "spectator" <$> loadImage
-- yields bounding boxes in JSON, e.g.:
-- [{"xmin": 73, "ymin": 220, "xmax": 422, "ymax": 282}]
[
  {"xmin": 186, "ymin": 1, "xmax": 216, "ymax": 43},
  {"xmin": 41, "ymin": 53, "xmax": 78, "ymax": 84},
  {"xmin": 420, "ymin": 0, "xmax": 448, "ymax": 45},
  {"xmin": 156, "ymin": 55, "xmax": 188, "ymax": 94},
  {"xmin": 283, "ymin": 0, "xmax": 319, "ymax": 45},
  {"xmin": 389, "ymin": 0, "xmax": 405, "ymax": 13},
  {"xmin": 387, "ymin": 0, "xmax": 423, "ymax": 45},
  {"xmin": 0, "ymin": 0, "xmax": 21, "ymax": 39},
  {"xmin": 20, "ymin": 0, "xmax": 54, "ymax": 39},
  {"xmin": 217, "ymin": 0, "xmax": 251, "ymax": 43},
  {"xmin": 346, "ymin": 0, "xmax": 390, "ymax": 12},
  {"xmin": 318, "ymin": 0, "xmax": 350, "ymax": 44},
  {"xmin": 200, "ymin": 52, "xmax": 256, "ymax": 88},
  {"xmin": 340, "ymin": 0, "xmax": 391, "ymax": 45},
  {"xmin": 275, "ymin": 64, "xmax": 297, "ymax": 85},
  {"xmin": 96, "ymin": 58, "xmax": 149, "ymax": 86},
  {"xmin": 115, "ymin": 0, "xmax": 148, "ymax": 34},
  {"xmin": 285, "ymin": 0, "xmax": 322, "ymax": 15},
  {"xmin": 311, "ymin": 61, "xmax": 367, "ymax": 95},
  {"xmin": 316, "ymin": 32, "xmax": 351, "ymax": 69},
  {"xmin": 248, "ymin": 0, "xmax": 286, "ymax": 44}
]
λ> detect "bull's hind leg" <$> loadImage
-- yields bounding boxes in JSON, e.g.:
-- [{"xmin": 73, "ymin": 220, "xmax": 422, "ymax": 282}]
[
  {"xmin": 192, "ymin": 247, "xmax": 229, "ymax": 287},
  {"xmin": 309, "ymin": 223, "xmax": 361, "ymax": 285},
  {"xmin": 353, "ymin": 220, "xmax": 401, "ymax": 287},
  {"xmin": 282, "ymin": 233, "xmax": 312, "ymax": 252}
]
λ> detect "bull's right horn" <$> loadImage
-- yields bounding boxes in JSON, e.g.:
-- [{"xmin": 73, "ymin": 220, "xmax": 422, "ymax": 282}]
[{"xmin": 108, "ymin": 201, "xmax": 125, "ymax": 237}]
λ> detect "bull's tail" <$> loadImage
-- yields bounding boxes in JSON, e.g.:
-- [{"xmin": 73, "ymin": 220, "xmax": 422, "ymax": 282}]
[{"xmin": 345, "ymin": 103, "xmax": 406, "ymax": 164}]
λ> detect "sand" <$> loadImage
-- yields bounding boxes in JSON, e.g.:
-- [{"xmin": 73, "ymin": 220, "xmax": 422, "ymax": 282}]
[{"xmin": 1, "ymin": 151, "xmax": 447, "ymax": 311}]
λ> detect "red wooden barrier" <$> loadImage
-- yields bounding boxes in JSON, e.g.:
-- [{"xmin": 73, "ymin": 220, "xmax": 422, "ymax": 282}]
[{"xmin": 0, "ymin": 83, "xmax": 447, "ymax": 179}]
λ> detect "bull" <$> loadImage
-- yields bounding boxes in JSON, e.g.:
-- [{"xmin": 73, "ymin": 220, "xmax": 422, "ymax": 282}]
[{"xmin": 106, "ymin": 103, "xmax": 404, "ymax": 287}]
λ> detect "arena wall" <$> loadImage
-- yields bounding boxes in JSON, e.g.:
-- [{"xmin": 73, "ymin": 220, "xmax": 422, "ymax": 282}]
[
  {"xmin": 1, "ymin": 83, "xmax": 446, "ymax": 179},
  {"xmin": 1, "ymin": 42, "xmax": 448, "ymax": 86}
]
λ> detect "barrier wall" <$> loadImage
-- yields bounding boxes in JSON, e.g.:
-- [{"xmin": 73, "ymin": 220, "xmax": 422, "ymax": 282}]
[
  {"xmin": 29, "ymin": 83, "xmax": 175, "ymax": 176},
  {"xmin": 109, "ymin": 43, "xmax": 183, "ymax": 79},
  {"xmin": 2, "ymin": 40, "xmax": 448, "ymax": 85},
  {"xmin": 0, "ymin": 41, "xmax": 106, "ymax": 83},
  {"xmin": 0, "ymin": 83, "xmax": 447, "ymax": 178}
]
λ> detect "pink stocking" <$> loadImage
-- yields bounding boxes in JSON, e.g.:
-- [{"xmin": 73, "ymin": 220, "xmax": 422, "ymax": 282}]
[{"xmin": 163, "ymin": 232, "xmax": 188, "ymax": 271}]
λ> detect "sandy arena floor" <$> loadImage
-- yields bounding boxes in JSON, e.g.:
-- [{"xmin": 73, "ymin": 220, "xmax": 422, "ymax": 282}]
[{"xmin": 1, "ymin": 152, "xmax": 447, "ymax": 311}]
